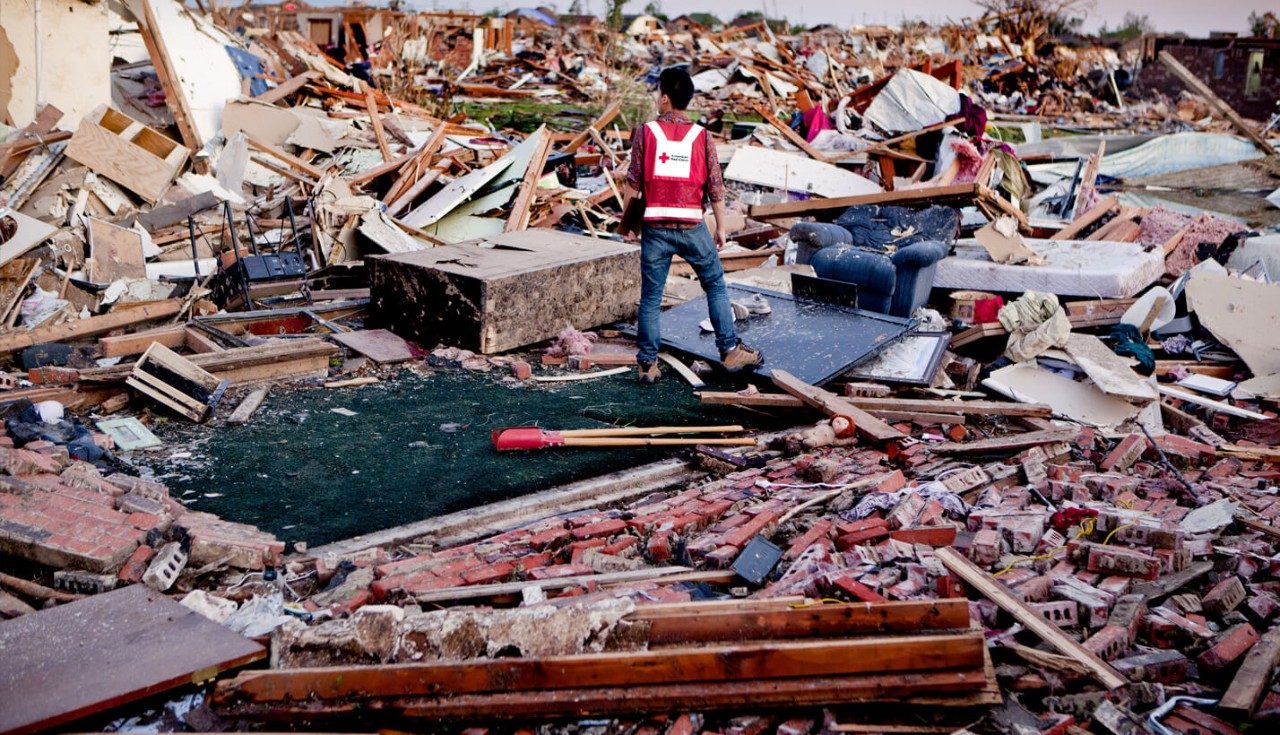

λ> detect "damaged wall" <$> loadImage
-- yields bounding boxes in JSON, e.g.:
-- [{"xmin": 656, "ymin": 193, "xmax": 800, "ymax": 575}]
[
  {"xmin": 1140, "ymin": 41, "xmax": 1280, "ymax": 122},
  {"xmin": 0, "ymin": 0, "xmax": 112, "ymax": 129}
]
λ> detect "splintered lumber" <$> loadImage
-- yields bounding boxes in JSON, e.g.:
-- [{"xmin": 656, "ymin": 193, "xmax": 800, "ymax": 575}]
[
  {"xmin": 214, "ymin": 632, "xmax": 983, "ymax": 702},
  {"xmin": 245, "ymin": 135, "xmax": 326, "ymax": 180},
  {"xmin": 770, "ymin": 370, "xmax": 905, "ymax": 442},
  {"xmin": 561, "ymin": 100, "xmax": 622, "ymax": 155},
  {"xmin": 635, "ymin": 599, "xmax": 971, "ymax": 644},
  {"xmin": 1218, "ymin": 629, "xmax": 1280, "ymax": 717},
  {"xmin": 929, "ymin": 428, "xmax": 1078, "ymax": 454},
  {"xmin": 0, "ymin": 585, "xmax": 265, "ymax": 735},
  {"xmin": 1158, "ymin": 51, "xmax": 1276, "ymax": 155},
  {"xmin": 363, "ymin": 82, "xmax": 393, "ymax": 162},
  {"xmin": 227, "ymin": 388, "xmax": 269, "ymax": 426},
  {"xmin": 0, "ymin": 300, "xmax": 182, "ymax": 355},
  {"xmin": 127, "ymin": 343, "xmax": 226, "ymax": 422},
  {"xmin": 751, "ymin": 101, "xmax": 827, "ymax": 161},
  {"xmin": 935, "ymin": 547, "xmax": 1126, "ymax": 690},
  {"xmin": 699, "ymin": 392, "xmax": 1052, "ymax": 417},
  {"xmin": 504, "ymin": 127, "xmax": 554, "ymax": 232},
  {"xmin": 1051, "ymin": 196, "xmax": 1118, "ymax": 240}
]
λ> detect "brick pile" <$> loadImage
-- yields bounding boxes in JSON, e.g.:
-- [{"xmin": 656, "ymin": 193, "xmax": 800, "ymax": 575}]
[{"xmin": 0, "ymin": 425, "xmax": 281, "ymax": 579}]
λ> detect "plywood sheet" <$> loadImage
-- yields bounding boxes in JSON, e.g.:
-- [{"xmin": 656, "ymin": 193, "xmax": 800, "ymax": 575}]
[
  {"xmin": 723, "ymin": 146, "xmax": 880, "ymax": 198},
  {"xmin": 332, "ymin": 329, "xmax": 415, "ymax": 363},
  {"xmin": 0, "ymin": 584, "xmax": 265, "ymax": 735},
  {"xmin": 1185, "ymin": 271, "xmax": 1280, "ymax": 376},
  {"xmin": 88, "ymin": 218, "xmax": 147, "ymax": 283}
]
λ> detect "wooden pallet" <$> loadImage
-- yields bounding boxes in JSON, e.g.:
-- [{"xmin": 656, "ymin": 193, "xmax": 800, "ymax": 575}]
[{"xmin": 126, "ymin": 343, "xmax": 226, "ymax": 422}]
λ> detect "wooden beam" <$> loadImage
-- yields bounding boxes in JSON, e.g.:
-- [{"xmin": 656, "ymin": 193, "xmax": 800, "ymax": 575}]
[
  {"xmin": 245, "ymin": 135, "xmax": 327, "ymax": 180},
  {"xmin": 253, "ymin": 71, "xmax": 321, "ymax": 105},
  {"xmin": 134, "ymin": 0, "xmax": 203, "ymax": 153},
  {"xmin": 748, "ymin": 183, "xmax": 978, "ymax": 221},
  {"xmin": 751, "ymin": 101, "xmax": 828, "ymax": 161},
  {"xmin": 936, "ymin": 547, "xmax": 1126, "ymax": 690},
  {"xmin": 636, "ymin": 599, "xmax": 971, "ymax": 644},
  {"xmin": 217, "ymin": 668, "xmax": 988, "ymax": 721},
  {"xmin": 770, "ymin": 369, "xmax": 905, "ymax": 442},
  {"xmin": 227, "ymin": 387, "xmax": 269, "ymax": 426},
  {"xmin": 929, "ymin": 428, "xmax": 1079, "ymax": 454},
  {"xmin": 1158, "ymin": 51, "xmax": 1276, "ymax": 155},
  {"xmin": 363, "ymin": 82, "xmax": 393, "ymax": 162},
  {"xmin": 215, "ymin": 632, "xmax": 984, "ymax": 702},
  {"xmin": 561, "ymin": 100, "xmax": 622, "ymax": 155},
  {"xmin": 1219, "ymin": 629, "xmax": 1280, "ymax": 717},
  {"xmin": 98, "ymin": 323, "xmax": 188, "ymax": 358},
  {"xmin": 1051, "ymin": 195, "xmax": 1118, "ymax": 241},
  {"xmin": 0, "ymin": 301, "xmax": 182, "ymax": 355}
]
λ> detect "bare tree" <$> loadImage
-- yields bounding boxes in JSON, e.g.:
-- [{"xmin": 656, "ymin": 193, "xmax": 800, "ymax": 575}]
[{"xmin": 973, "ymin": 0, "xmax": 1095, "ymax": 41}]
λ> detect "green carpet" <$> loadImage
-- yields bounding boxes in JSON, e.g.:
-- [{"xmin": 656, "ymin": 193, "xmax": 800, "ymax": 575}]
[{"xmin": 135, "ymin": 369, "xmax": 768, "ymax": 547}]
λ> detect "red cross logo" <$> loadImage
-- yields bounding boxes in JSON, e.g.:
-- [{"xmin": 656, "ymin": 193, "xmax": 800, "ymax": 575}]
[{"xmin": 659, "ymin": 152, "xmax": 670, "ymax": 163}]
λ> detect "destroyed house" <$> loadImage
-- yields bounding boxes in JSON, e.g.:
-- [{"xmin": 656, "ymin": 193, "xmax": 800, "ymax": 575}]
[{"xmin": 1139, "ymin": 34, "xmax": 1280, "ymax": 121}]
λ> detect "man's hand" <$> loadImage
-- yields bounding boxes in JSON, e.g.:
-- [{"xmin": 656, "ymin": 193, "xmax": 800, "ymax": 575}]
[{"xmin": 713, "ymin": 227, "xmax": 727, "ymax": 251}]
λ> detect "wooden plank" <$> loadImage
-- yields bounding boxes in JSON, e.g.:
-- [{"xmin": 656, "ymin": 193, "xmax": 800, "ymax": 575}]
[
  {"xmin": 1238, "ymin": 517, "xmax": 1280, "ymax": 540},
  {"xmin": 0, "ymin": 301, "xmax": 182, "ymax": 355},
  {"xmin": 699, "ymin": 392, "xmax": 1051, "ymax": 417},
  {"xmin": 245, "ymin": 135, "xmax": 326, "ymax": 180},
  {"xmin": 1132, "ymin": 561, "xmax": 1214, "ymax": 601},
  {"xmin": 0, "ymin": 585, "xmax": 264, "ymax": 735},
  {"xmin": 929, "ymin": 428, "xmax": 1079, "ymax": 454},
  {"xmin": 218, "ymin": 668, "xmax": 987, "ymax": 721},
  {"xmin": 1051, "ymin": 195, "xmax": 1118, "ymax": 240},
  {"xmin": 1158, "ymin": 384, "xmax": 1270, "ymax": 420},
  {"xmin": 363, "ymin": 82, "xmax": 393, "ymax": 162},
  {"xmin": 561, "ymin": 100, "xmax": 622, "ymax": 155},
  {"xmin": 1158, "ymin": 51, "xmax": 1276, "ymax": 155},
  {"xmin": 216, "ymin": 632, "xmax": 984, "ymax": 703},
  {"xmin": 504, "ymin": 127, "xmax": 553, "ymax": 232},
  {"xmin": 1219, "ymin": 629, "xmax": 1280, "ymax": 717},
  {"xmin": 99, "ymin": 323, "xmax": 188, "ymax": 358},
  {"xmin": 748, "ymin": 183, "xmax": 978, "ymax": 221},
  {"xmin": 658, "ymin": 353, "xmax": 704, "ymax": 388},
  {"xmin": 330, "ymin": 329, "xmax": 414, "ymax": 364},
  {"xmin": 253, "ymin": 71, "xmax": 321, "ymax": 105},
  {"xmin": 770, "ymin": 369, "xmax": 904, "ymax": 442},
  {"xmin": 935, "ymin": 547, "xmax": 1126, "ymax": 690},
  {"xmin": 184, "ymin": 328, "xmax": 225, "ymax": 354},
  {"xmin": 637, "ymin": 599, "xmax": 971, "ymax": 644},
  {"xmin": 227, "ymin": 387, "xmax": 269, "ymax": 426},
  {"xmin": 133, "ymin": 0, "xmax": 203, "ymax": 153},
  {"xmin": 87, "ymin": 218, "xmax": 147, "ymax": 283},
  {"xmin": 0, "ymin": 104, "xmax": 62, "ymax": 179},
  {"xmin": 751, "ymin": 101, "xmax": 828, "ymax": 161}
]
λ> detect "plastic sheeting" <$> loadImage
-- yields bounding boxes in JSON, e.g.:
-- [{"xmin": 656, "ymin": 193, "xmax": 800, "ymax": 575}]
[
  {"xmin": 862, "ymin": 69, "xmax": 961, "ymax": 135},
  {"xmin": 1027, "ymin": 133, "xmax": 1264, "ymax": 185}
]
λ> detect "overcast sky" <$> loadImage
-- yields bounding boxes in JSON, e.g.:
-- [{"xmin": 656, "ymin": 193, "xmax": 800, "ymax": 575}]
[{"xmin": 400, "ymin": 0, "xmax": 1263, "ymax": 36}]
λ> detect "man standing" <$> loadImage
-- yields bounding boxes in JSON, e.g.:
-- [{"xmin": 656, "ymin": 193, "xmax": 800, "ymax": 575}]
[{"xmin": 625, "ymin": 67, "xmax": 763, "ymax": 384}]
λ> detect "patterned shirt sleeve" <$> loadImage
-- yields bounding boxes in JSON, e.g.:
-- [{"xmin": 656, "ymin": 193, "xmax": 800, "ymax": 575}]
[
  {"xmin": 704, "ymin": 133, "xmax": 725, "ymax": 204},
  {"xmin": 625, "ymin": 126, "xmax": 644, "ymax": 193}
]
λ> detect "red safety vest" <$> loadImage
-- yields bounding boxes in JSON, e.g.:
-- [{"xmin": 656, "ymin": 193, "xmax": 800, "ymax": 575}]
[{"xmin": 641, "ymin": 120, "xmax": 708, "ymax": 223}]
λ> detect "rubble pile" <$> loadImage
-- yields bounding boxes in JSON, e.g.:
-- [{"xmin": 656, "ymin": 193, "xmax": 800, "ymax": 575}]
[{"xmin": 1, "ymin": 1, "xmax": 1279, "ymax": 734}]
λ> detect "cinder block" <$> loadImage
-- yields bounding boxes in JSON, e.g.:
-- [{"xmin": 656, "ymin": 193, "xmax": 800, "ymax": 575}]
[{"xmin": 142, "ymin": 541, "xmax": 187, "ymax": 591}]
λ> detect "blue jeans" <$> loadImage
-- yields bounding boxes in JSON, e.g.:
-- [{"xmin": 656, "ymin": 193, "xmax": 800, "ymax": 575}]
[{"xmin": 637, "ymin": 223, "xmax": 737, "ymax": 364}]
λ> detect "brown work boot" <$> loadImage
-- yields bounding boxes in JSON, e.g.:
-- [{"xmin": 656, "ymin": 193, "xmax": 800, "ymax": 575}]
[
  {"xmin": 721, "ymin": 341, "xmax": 763, "ymax": 372},
  {"xmin": 637, "ymin": 361, "xmax": 661, "ymax": 384}
]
